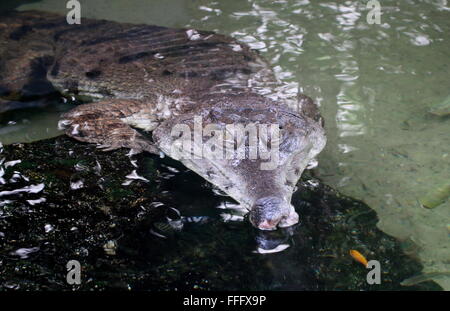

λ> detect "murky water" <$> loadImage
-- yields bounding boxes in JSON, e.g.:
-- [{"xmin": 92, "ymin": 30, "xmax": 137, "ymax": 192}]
[{"xmin": 1, "ymin": 0, "xmax": 449, "ymax": 289}]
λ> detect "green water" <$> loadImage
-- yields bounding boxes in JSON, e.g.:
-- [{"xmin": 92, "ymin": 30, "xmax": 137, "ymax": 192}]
[{"xmin": 3, "ymin": 0, "xmax": 450, "ymax": 289}]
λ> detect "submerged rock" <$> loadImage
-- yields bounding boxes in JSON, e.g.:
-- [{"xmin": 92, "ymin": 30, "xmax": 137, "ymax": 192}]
[
  {"xmin": 0, "ymin": 136, "xmax": 442, "ymax": 290},
  {"xmin": 429, "ymin": 95, "xmax": 450, "ymax": 117}
]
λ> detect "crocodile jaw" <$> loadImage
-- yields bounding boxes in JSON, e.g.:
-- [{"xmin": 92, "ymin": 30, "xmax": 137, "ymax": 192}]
[{"xmin": 153, "ymin": 104, "xmax": 326, "ymax": 230}]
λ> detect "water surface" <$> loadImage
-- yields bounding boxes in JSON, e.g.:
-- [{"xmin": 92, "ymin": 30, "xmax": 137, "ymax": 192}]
[{"xmin": 3, "ymin": 0, "xmax": 449, "ymax": 289}]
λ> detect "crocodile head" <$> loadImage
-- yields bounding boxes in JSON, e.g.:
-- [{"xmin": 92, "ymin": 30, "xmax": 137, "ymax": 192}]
[{"xmin": 153, "ymin": 95, "xmax": 326, "ymax": 230}]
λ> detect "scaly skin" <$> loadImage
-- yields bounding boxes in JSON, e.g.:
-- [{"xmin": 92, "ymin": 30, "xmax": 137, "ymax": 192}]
[{"xmin": 0, "ymin": 10, "xmax": 326, "ymax": 230}]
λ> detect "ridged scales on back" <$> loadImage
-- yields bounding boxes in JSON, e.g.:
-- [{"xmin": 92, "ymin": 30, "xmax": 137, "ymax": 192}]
[
  {"xmin": 0, "ymin": 11, "xmax": 326, "ymax": 231},
  {"xmin": 1, "ymin": 10, "xmax": 281, "ymax": 152}
]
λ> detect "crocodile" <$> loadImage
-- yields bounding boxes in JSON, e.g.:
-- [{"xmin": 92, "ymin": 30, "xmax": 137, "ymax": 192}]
[{"xmin": 0, "ymin": 10, "xmax": 326, "ymax": 230}]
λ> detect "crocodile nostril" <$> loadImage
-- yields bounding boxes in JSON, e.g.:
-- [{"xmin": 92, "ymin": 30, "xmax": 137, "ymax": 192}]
[{"xmin": 249, "ymin": 196, "xmax": 287, "ymax": 230}]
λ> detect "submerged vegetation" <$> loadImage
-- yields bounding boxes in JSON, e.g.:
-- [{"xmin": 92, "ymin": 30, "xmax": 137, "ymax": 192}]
[
  {"xmin": 429, "ymin": 95, "xmax": 450, "ymax": 117},
  {"xmin": 419, "ymin": 182, "xmax": 450, "ymax": 209}
]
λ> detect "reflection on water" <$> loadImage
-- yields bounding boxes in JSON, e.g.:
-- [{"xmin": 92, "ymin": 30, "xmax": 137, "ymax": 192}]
[{"xmin": 2, "ymin": 0, "xmax": 449, "ymax": 289}]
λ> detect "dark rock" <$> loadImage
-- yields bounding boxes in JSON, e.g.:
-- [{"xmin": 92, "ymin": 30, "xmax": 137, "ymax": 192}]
[{"xmin": 0, "ymin": 136, "xmax": 441, "ymax": 290}]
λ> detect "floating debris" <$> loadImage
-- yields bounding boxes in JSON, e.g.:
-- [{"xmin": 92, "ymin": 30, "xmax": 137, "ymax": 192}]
[
  {"xmin": 27, "ymin": 197, "xmax": 46, "ymax": 206},
  {"xmin": 229, "ymin": 44, "xmax": 243, "ymax": 52},
  {"xmin": 401, "ymin": 271, "xmax": 450, "ymax": 286},
  {"xmin": 161, "ymin": 164, "xmax": 180, "ymax": 173},
  {"xmin": 74, "ymin": 162, "xmax": 89, "ymax": 171},
  {"xmin": 70, "ymin": 179, "xmax": 84, "ymax": 190},
  {"xmin": 44, "ymin": 224, "xmax": 54, "ymax": 233},
  {"xmin": 316, "ymin": 55, "xmax": 332, "ymax": 61},
  {"xmin": 0, "ymin": 167, "xmax": 4, "ymax": 184},
  {"xmin": 429, "ymin": 95, "xmax": 450, "ymax": 116},
  {"xmin": 10, "ymin": 247, "xmax": 40, "ymax": 259},
  {"xmin": 306, "ymin": 158, "xmax": 319, "ymax": 169},
  {"xmin": 350, "ymin": 249, "xmax": 369, "ymax": 267},
  {"xmin": 186, "ymin": 29, "xmax": 201, "ymax": 41},
  {"xmin": 0, "ymin": 183, "xmax": 44, "ymax": 197},
  {"xmin": 122, "ymin": 180, "xmax": 133, "ymax": 186},
  {"xmin": 215, "ymin": 202, "xmax": 248, "ymax": 215},
  {"xmin": 0, "ymin": 200, "xmax": 13, "ymax": 207},
  {"xmin": 306, "ymin": 179, "xmax": 320, "ymax": 188},
  {"xmin": 124, "ymin": 170, "xmax": 149, "ymax": 183},
  {"xmin": 149, "ymin": 201, "xmax": 165, "ymax": 208},
  {"xmin": 103, "ymin": 240, "xmax": 118, "ymax": 256},
  {"xmin": 254, "ymin": 244, "xmax": 290, "ymax": 254},
  {"xmin": 94, "ymin": 160, "xmax": 102, "ymax": 173},
  {"xmin": 126, "ymin": 149, "xmax": 139, "ymax": 157},
  {"xmin": 419, "ymin": 182, "xmax": 450, "ymax": 209},
  {"xmin": 4, "ymin": 160, "xmax": 21, "ymax": 168},
  {"xmin": 9, "ymin": 172, "xmax": 22, "ymax": 183},
  {"xmin": 221, "ymin": 213, "xmax": 245, "ymax": 222},
  {"xmin": 149, "ymin": 228, "xmax": 167, "ymax": 239}
]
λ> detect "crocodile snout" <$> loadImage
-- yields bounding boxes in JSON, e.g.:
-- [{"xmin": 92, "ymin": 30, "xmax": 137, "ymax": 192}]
[{"xmin": 249, "ymin": 196, "xmax": 298, "ymax": 230}]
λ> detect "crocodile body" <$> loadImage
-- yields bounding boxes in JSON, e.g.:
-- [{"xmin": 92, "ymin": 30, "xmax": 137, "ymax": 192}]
[{"xmin": 0, "ymin": 11, "xmax": 326, "ymax": 230}]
